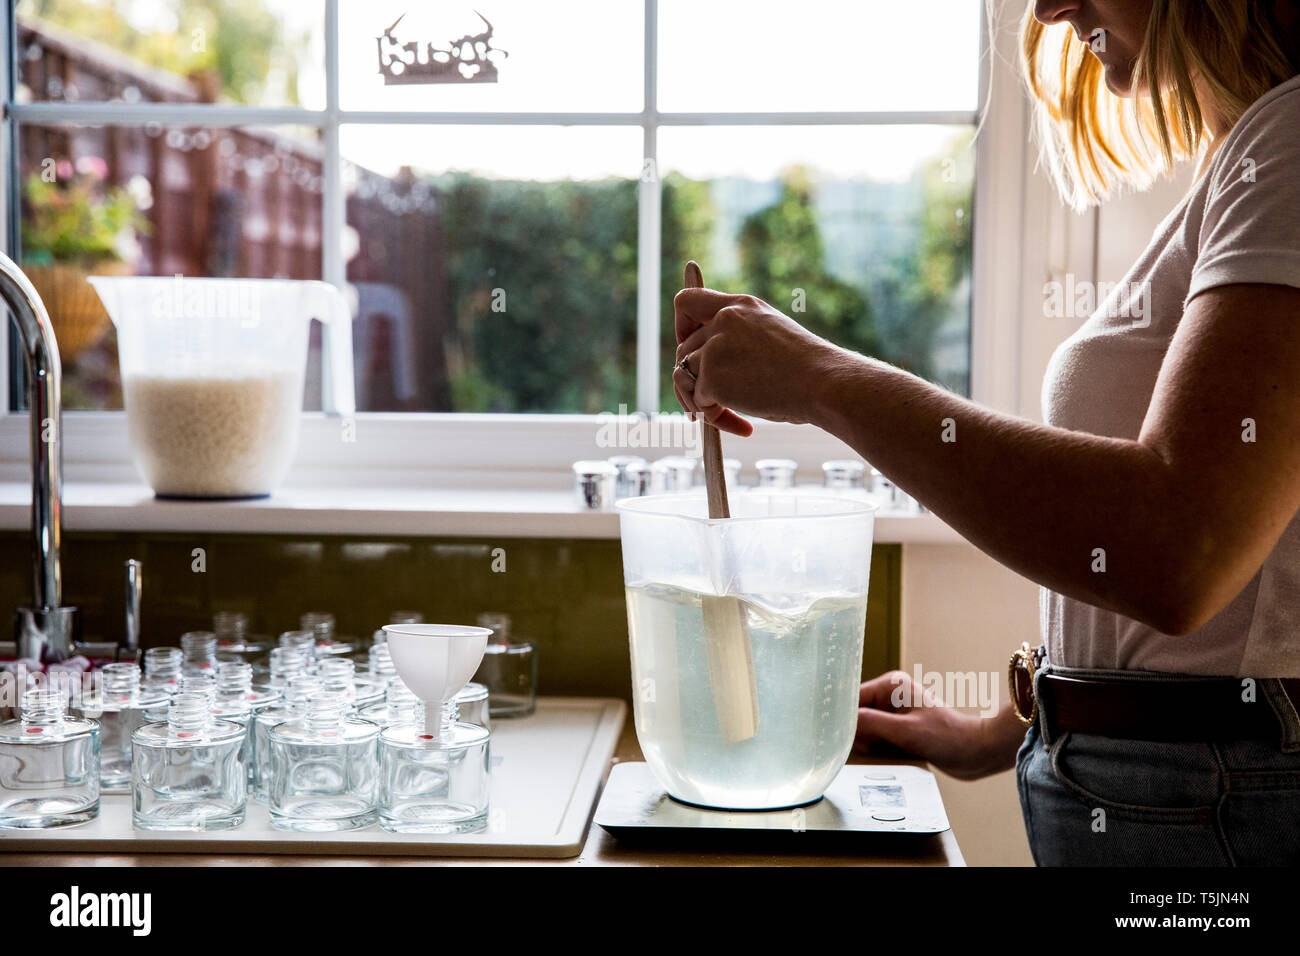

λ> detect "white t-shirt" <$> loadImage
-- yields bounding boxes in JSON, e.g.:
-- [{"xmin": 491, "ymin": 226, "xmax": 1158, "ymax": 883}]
[{"xmin": 1041, "ymin": 73, "xmax": 1300, "ymax": 678}]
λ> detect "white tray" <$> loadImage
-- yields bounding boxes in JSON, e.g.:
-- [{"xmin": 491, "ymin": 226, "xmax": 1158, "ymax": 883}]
[{"xmin": 0, "ymin": 697, "xmax": 625, "ymax": 859}]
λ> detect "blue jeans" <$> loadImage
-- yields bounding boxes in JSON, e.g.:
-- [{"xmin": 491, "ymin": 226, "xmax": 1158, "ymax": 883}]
[{"xmin": 1015, "ymin": 665, "xmax": 1300, "ymax": 866}]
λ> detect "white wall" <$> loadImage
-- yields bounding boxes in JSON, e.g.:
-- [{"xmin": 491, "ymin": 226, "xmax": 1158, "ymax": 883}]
[{"xmin": 901, "ymin": 543, "xmax": 1040, "ymax": 866}]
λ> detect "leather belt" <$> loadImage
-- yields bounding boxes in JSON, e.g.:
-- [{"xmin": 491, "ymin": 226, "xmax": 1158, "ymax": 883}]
[{"xmin": 1036, "ymin": 672, "xmax": 1300, "ymax": 742}]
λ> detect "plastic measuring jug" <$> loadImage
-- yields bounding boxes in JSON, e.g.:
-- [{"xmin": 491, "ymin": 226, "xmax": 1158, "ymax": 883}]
[
  {"xmin": 617, "ymin": 492, "xmax": 877, "ymax": 809},
  {"xmin": 89, "ymin": 276, "xmax": 354, "ymax": 498}
]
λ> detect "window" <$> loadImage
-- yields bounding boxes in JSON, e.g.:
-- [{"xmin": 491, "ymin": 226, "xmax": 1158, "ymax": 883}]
[{"xmin": 3, "ymin": 0, "xmax": 991, "ymax": 475}]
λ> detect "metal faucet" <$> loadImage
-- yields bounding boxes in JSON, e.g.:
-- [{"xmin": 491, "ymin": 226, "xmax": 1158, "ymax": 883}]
[{"xmin": 0, "ymin": 250, "xmax": 78, "ymax": 662}]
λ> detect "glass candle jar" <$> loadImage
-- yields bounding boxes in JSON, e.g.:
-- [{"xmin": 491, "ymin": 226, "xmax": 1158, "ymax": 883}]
[
  {"xmin": 267, "ymin": 694, "xmax": 379, "ymax": 831},
  {"xmin": 251, "ymin": 673, "xmax": 321, "ymax": 802},
  {"xmin": 378, "ymin": 700, "xmax": 489, "ymax": 834},
  {"xmin": 80, "ymin": 663, "xmax": 168, "ymax": 794},
  {"xmin": 473, "ymin": 613, "xmax": 536, "ymax": 719},
  {"xmin": 0, "ymin": 689, "xmax": 99, "ymax": 829},
  {"xmin": 143, "ymin": 646, "xmax": 183, "ymax": 697},
  {"xmin": 132, "ymin": 693, "xmax": 246, "ymax": 831},
  {"xmin": 180, "ymin": 631, "xmax": 218, "ymax": 678}
]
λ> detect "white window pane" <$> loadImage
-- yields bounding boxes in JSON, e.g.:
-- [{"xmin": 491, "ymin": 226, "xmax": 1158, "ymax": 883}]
[
  {"xmin": 339, "ymin": 0, "xmax": 643, "ymax": 112},
  {"xmin": 658, "ymin": 0, "xmax": 980, "ymax": 113}
]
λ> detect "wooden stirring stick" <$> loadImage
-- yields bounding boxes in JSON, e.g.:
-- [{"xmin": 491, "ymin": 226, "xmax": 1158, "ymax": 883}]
[{"xmin": 684, "ymin": 260, "xmax": 759, "ymax": 744}]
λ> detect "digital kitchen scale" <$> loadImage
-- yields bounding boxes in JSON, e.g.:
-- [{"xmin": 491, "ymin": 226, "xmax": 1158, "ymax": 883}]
[{"xmin": 595, "ymin": 762, "xmax": 951, "ymax": 849}]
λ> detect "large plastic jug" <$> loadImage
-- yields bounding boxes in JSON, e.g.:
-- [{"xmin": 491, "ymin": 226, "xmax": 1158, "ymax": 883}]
[
  {"xmin": 89, "ymin": 276, "xmax": 354, "ymax": 499},
  {"xmin": 617, "ymin": 492, "xmax": 876, "ymax": 809}
]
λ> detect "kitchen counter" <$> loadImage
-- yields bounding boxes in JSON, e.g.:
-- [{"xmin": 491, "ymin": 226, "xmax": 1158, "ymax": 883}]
[
  {"xmin": 3, "ymin": 721, "xmax": 964, "ymax": 867},
  {"xmin": 0, "ymin": 480, "xmax": 963, "ymax": 542}
]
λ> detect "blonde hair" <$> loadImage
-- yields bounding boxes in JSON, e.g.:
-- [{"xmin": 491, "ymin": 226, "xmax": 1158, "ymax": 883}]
[{"xmin": 1020, "ymin": 0, "xmax": 1299, "ymax": 209}]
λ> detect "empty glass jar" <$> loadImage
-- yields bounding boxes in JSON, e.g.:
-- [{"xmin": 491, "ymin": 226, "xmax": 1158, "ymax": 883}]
[
  {"xmin": 278, "ymin": 630, "xmax": 317, "ymax": 671},
  {"xmin": 755, "ymin": 458, "xmax": 798, "ymax": 489},
  {"xmin": 0, "ymin": 689, "xmax": 100, "ymax": 829},
  {"xmin": 213, "ymin": 610, "xmax": 267, "ymax": 658},
  {"xmin": 180, "ymin": 631, "xmax": 218, "ymax": 678},
  {"xmin": 302, "ymin": 611, "xmax": 353, "ymax": 657},
  {"xmin": 473, "ymin": 612, "xmax": 536, "ymax": 718},
  {"xmin": 358, "ymin": 680, "xmax": 419, "ymax": 728},
  {"xmin": 267, "ymin": 693, "xmax": 379, "ymax": 831},
  {"xmin": 143, "ymin": 646, "xmax": 183, "ymax": 697},
  {"xmin": 80, "ymin": 662, "xmax": 168, "ymax": 793},
  {"xmin": 132, "ymin": 692, "xmax": 246, "ymax": 831},
  {"xmin": 251, "ymin": 673, "xmax": 321, "ymax": 802}
]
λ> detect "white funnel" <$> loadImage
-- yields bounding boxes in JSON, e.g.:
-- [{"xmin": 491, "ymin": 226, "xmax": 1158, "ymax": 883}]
[{"xmin": 382, "ymin": 624, "xmax": 489, "ymax": 740}]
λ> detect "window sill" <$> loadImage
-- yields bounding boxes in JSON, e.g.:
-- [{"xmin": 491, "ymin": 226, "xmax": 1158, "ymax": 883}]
[{"xmin": 0, "ymin": 480, "xmax": 962, "ymax": 542}]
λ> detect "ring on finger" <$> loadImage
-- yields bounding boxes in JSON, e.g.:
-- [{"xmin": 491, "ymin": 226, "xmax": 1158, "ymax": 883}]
[{"xmin": 675, "ymin": 355, "xmax": 697, "ymax": 383}]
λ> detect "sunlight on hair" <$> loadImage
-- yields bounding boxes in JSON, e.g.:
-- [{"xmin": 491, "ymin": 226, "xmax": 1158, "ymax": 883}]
[{"xmin": 1019, "ymin": 0, "xmax": 1297, "ymax": 209}]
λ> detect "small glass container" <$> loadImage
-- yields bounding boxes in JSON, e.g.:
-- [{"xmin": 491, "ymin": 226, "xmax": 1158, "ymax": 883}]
[
  {"xmin": 132, "ymin": 693, "xmax": 246, "ymax": 831},
  {"xmin": 319, "ymin": 657, "xmax": 384, "ymax": 713},
  {"xmin": 687, "ymin": 456, "xmax": 741, "ymax": 491},
  {"xmin": 362, "ymin": 683, "xmax": 490, "ymax": 732},
  {"xmin": 650, "ymin": 455, "xmax": 696, "ymax": 493},
  {"xmin": 80, "ymin": 663, "xmax": 168, "ymax": 794},
  {"xmin": 179, "ymin": 673, "xmax": 216, "ymax": 705},
  {"xmin": 607, "ymin": 455, "xmax": 648, "ymax": 500},
  {"xmin": 755, "ymin": 458, "xmax": 798, "ymax": 489},
  {"xmin": 214, "ymin": 661, "xmax": 279, "ymax": 720},
  {"xmin": 366, "ymin": 642, "xmax": 399, "ymax": 686},
  {"xmin": 455, "ymin": 682, "xmax": 492, "ymax": 731},
  {"xmin": 180, "ymin": 631, "xmax": 218, "ymax": 678},
  {"xmin": 251, "ymin": 674, "xmax": 321, "ymax": 802},
  {"xmin": 143, "ymin": 646, "xmax": 183, "ymax": 697},
  {"xmin": 302, "ymin": 611, "xmax": 354, "ymax": 658},
  {"xmin": 267, "ymin": 693, "xmax": 380, "ymax": 831},
  {"xmin": 821, "ymin": 463, "xmax": 873, "ymax": 504},
  {"xmin": 623, "ymin": 461, "xmax": 652, "ymax": 498},
  {"xmin": 0, "ymin": 689, "xmax": 100, "ymax": 829},
  {"xmin": 267, "ymin": 645, "xmax": 308, "ymax": 690},
  {"xmin": 822, "ymin": 459, "xmax": 869, "ymax": 495},
  {"xmin": 473, "ymin": 612, "xmax": 537, "ymax": 718},
  {"xmin": 278, "ymin": 629, "xmax": 317, "ymax": 671},
  {"xmin": 359, "ymin": 680, "xmax": 419, "ymax": 728},
  {"xmin": 213, "ymin": 610, "xmax": 267, "ymax": 658},
  {"xmin": 572, "ymin": 460, "xmax": 617, "ymax": 511},
  {"xmin": 378, "ymin": 700, "xmax": 489, "ymax": 834},
  {"xmin": 214, "ymin": 661, "xmax": 278, "ymax": 790}
]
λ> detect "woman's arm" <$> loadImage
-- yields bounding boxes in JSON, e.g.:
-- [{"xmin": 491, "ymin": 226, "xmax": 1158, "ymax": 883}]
[{"xmin": 674, "ymin": 282, "xmax": 1300, "ymax": 634}]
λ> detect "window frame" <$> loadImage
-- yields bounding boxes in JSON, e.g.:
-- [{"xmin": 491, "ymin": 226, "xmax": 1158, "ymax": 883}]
[{"xmin": 0, "ymin": 0, "xmax": 1040, "ymax": 487}]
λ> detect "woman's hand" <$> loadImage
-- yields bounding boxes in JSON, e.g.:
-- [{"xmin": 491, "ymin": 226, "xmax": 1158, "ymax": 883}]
[
  {"xmin": 672, "ymin": 287, "xmax": 846, "ymax": 436},
  {"xmin": 855, "ymin": 671, "xmax": 1028, "ymax": 781}
]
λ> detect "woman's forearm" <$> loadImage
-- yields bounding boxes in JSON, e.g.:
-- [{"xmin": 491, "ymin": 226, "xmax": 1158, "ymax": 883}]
[
  {"xmin": 974, "ymin": 700, "xmax": 1032, "ymax": 778},
  {"xmin": 808, "ymin": 348, "xmax": 1200, "ymax": 634}
]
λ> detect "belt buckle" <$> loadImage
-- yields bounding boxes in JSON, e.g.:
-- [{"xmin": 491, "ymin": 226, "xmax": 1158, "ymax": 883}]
[{"xmin": 1009, "ymin": 642, "xmax": 1042, "ymax": 726}]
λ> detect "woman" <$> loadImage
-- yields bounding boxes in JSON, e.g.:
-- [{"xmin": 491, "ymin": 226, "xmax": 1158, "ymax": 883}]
[{"xmin": 672, "ymin": 0, "xmax": 1300, "ymax": 866}]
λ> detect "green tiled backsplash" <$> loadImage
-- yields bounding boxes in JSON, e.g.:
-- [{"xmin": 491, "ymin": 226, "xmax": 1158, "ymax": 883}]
[{"xmin": 0, "ymin": 532, "xmax": 901, "ymax": 699}]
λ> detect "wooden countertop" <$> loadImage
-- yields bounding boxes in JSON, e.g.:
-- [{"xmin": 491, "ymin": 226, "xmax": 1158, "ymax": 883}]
[{"xmin": 1, "ymin": 722, "xmax": 963, "ymax": 867}]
